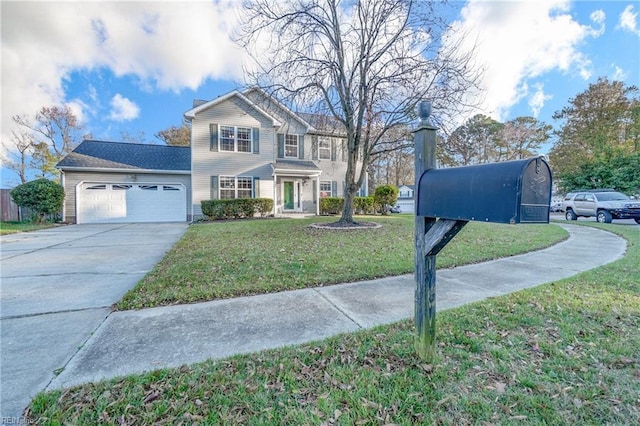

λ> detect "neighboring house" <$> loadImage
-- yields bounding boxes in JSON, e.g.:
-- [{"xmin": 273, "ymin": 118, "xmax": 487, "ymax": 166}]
[
  {"xmin": 396, "ymin": 184, "xmax": 415, "ymax": 213},
  {"xmin": 398, "ymin": 184, "xmax": 414, "ymax": 199},
  {"xmin": 56, "ymin": 87, "xmax": 367, "ymax": 223}
]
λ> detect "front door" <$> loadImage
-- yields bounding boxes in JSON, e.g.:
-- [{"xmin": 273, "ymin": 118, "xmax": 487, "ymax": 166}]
[{"xmin": 284, "ymin": 181, "xmax": 295, "ymax": 210}]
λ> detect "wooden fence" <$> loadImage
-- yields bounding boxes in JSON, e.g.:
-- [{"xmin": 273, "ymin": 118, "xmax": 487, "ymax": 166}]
[{"xmin": 0, "ymin": 188, "xmax": 33, "ymax": 222}]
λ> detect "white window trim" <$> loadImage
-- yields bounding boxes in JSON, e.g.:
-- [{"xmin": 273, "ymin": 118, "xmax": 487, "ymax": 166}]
[
  {"xmin": 319, "ymin": 180, "xmax": 332, "ymax": 198},
  {"xmin": 318, "ymin": 136, "xmax": 331, "ymax": 160},
  {"xmin": 219, "ymin": 175, "xmax": 254, "ymax": 199},
  {"xmin": 284, "ymin": 134, "xmax": 299, "ymax": 158},
  {"xmin": 219, "ymin": 125, "xmax": 253, "ymax": 153}
]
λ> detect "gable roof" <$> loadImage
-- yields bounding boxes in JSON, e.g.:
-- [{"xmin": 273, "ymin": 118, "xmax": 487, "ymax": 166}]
[
  {"xmin": 56, "ymin": 140, "xmax": 190, "ymax": 173},
  {"xmin": 296, "ymin": 112, "xmax": 346, "ymax": 135},
  {"xmin": 183, "ymin": 89, "xmax": 282, "ymax": 127},
  {"xmin": 242, "ymin": 87, "xmax": 315, "ymax": 132}
]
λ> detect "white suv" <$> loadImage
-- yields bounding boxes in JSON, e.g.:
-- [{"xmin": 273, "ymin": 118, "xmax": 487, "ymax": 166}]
[{"xmin": 562, "ymin": 190, "xmax": 640, "ymax": 224}]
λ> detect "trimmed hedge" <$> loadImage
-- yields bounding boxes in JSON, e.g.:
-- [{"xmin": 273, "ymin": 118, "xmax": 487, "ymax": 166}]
[
  {"xmin": 201, "ymin": 198, "xmax": 274, "ymax": 220},
  {"xmin": 353, "ymin": 196, "xmax": 375, "ymax": 214},
  {"xmin": 319, "ymin": 197, "xmax": 343, "ymax": 215},
  {"xmin": 320, "ymin": 196, "xmax": 375, "ymax": 215}
]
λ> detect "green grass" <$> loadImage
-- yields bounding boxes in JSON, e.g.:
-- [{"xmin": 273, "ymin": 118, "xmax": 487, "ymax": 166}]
[
  {"xmin": 0, "ymin": 221, "xmax": 58, "ymax": 235},
  {"xmin": 117, "ymin": 216, "xmax": 568, "ymax": 310},
  {"xmin": 26, "ymin": 223, "xmax": 639, "ymax": 425}
]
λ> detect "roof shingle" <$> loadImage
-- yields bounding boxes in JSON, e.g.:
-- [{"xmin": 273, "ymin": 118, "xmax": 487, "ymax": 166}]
[{"xmin": 56, "ymin": 140, "xmax": 190, "ymax": 172}]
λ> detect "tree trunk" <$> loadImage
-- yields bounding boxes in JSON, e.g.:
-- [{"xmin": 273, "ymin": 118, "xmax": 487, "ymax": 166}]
[{"xmin": 340, "ymin": 186, "xmax": 355, "ymax": 223}]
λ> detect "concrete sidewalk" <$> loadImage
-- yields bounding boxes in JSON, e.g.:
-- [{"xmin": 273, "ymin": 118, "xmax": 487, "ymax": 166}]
[{"xmin": 49, "ymin": 224, "xmax": 627, "ymax": 390}]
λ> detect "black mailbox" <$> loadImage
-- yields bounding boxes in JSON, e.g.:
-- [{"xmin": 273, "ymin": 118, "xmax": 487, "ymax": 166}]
[{"xmin": 416, "ymin": 157, "xmax": 552, "ymax": 224}]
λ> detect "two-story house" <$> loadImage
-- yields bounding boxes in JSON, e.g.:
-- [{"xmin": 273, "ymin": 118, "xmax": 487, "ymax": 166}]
[{"xmin": 56, "ymin": 87, "xmax": 367, "ymax": 223}]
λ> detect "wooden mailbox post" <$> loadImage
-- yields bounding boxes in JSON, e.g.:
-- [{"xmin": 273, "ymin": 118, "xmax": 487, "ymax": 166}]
[{"xmin": 413, "ymin": 102, "xmax": 553, "ymax": 361}]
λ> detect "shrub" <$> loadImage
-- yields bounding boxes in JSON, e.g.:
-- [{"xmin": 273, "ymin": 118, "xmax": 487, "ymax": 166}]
[
  {"xmin": 319, "ymin": 197, "xmax": 344, "ymax": 215},
  {"xmin": 253, "ymin": 198, "xmax": 274, "ymax": 217},
  {"xmin": 373, "ymin": 185, "xmax": 399, "ymax": 215},
  {"xmin": 353, "ymin": 196, "xmax": 375, "ymax": 214},
  {"xmin": 10, "ymin": 178, "xmax": 64, "ymax": 223},
  {"xmin": 201, "ymin": 198, "xmax": 274, "ymax": 220}
]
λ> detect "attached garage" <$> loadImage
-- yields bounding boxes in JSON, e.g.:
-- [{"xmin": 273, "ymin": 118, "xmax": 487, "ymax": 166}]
[
  {"xmin": 57, "ymin": 140, "xmax": 192, "ymax": 224},
  {"xmin": 77, "ymin": 182, "xmax": 187, "ymax": 224}
]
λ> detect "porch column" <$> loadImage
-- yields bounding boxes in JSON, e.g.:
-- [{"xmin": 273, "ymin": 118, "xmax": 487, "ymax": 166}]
[
  {"xmin": 273, "ymin": 173, "xmax": 277, "ymax": 216},
  {"xmin": 315, "ymin": 177, "xmax": 320, "ymax": 215}
]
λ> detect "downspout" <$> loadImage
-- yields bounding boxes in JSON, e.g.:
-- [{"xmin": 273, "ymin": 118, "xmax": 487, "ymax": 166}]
[{"xmin": 59, "ymin": 169, "xmax": 66, "ymax": 222}]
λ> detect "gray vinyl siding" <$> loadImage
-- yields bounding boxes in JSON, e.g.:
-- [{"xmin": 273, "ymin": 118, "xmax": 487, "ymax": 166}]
[
  {"xmin": 191, "ymin": 96, "xmax": 276, "ymax": 218},
  {"xmin": 59, "ymin": 170, "xmax": 191, "ymax": 223},
  {"xmin": 309, "ymin": 136, "xmax": 359, "ymax": 197}
]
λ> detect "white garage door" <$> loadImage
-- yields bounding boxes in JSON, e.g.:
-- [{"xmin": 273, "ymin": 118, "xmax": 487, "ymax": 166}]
[
  {"xmin": 78, "ymin": 183, "xmax": 187, "ymax": 223},
  {"xmin": 397, "ymin": 200, "xmax": 415, "ymax": 213}
]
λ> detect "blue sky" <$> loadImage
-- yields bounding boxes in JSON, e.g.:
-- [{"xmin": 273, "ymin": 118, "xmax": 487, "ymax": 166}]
[{"xmin": 1, "ymin": 0, "xmax": 639, "ymax": 187}]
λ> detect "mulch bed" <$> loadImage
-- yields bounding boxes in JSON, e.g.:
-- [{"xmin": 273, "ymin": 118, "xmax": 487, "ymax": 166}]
[{"xmin": 309, "ymin": 221, "xmax": 381, "ymax": 230}]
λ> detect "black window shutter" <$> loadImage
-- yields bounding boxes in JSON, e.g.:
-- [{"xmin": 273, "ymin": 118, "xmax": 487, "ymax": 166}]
[
  {"xmin": 210, "ymin": 175, "xmax": 219, "ymax": 200},
  {"xmin": 253, "ymin": 176, "xmax": 260, "ymax": 198},
  {"xmin": 277, "ymin": 134, "xmax": 284, "ymax": 158},
  {"xmin": 252, "ymin": 128, "xmax": 260, "ymax": 154},
  {"xmin": 210, "ymin": 123, "xmax": 218, "ymax": 152},
  {"xmin": 341, "ymin": 138, "xmax": 347, "ymax": 162},
  {"xmin": 331, "ymin": 180, "xmax": 337, "ymax": 197},
  {"xmin": 298, "ymin": 135, "xmax": 305, "ymax": 159},
  {"xmin": 311, "ymin": 135, "xmax": 318, "ymax": 160},
  {"xmin": 331, "ymin": 139, "xmax": 336, "ymax": 161}
]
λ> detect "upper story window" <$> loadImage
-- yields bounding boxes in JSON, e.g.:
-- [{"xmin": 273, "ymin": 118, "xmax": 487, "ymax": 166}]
[
  {"xmin": 318, "ymin": 137, "xmax": 331, "ymax": 160},
  {"xmin": 285, "ymin": 134, "xmax": 299, "ymax": 158},
  {"xmin": 219, "ymin": 125, "xmax": 252, "ymax": 153}
]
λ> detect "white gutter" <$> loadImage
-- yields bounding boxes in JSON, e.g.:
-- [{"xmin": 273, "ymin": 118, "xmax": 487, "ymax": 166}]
[{"xmin": 57, "ymin": 167, "xmax": 191, "ymax": 175}]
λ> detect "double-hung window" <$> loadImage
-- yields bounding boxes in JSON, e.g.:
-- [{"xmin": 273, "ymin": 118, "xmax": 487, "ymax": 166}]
[
  {"xmin": 285, "ymin": 134, "xmax": 299, "ymax": 158},
  {"xmin": 236, "ymin": 177, "xmax": 253, "ymax": 198},
  {"xmin": 318, "ymin": 137, "xmax": 331, "ymax": 160},
  {"xmin": 220, "ymin": 125, "xmax": 252, "ymax": 153},
  {"xmin": 219, "ymin": 176, "xmax": 253, "ymax": 199},
  {"xmin": 319, "ymin": 181, "xmax": 332, "ymax": 198}
]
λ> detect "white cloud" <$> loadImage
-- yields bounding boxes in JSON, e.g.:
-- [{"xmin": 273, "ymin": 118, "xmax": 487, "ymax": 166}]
[
  {"xmin": 1, "ymin": 1, "xmax": 245, "ymax": 138},
  {"xmin": 590, "ymin": 10, "xmax": 606, "ymax": 36},
  {"xmin": 618, "ymin": 5, "xmax": 640, "ymax": 36},
  {"xmin": 528, "ymin": 83, "xmax": 553, "ymax": 118},
  {"xmin": 448, "ymin": 0, "xmax": 604, "ymax": 121},
  {"xmin": 109, "ymin": 94, "xmax": 140, "ymax": 121},
  {"xmin": 611, "ymin": 65, "xmax": 627, "ymax": 80}
]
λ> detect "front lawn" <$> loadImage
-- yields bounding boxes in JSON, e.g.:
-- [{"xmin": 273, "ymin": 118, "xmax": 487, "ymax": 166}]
[
  {"xmin": 117, "ymin": 216, "xmax": 568, "ymax": 310},
  {"xmin": 0, "ymin": 221, "xmax": 58, "ymax": 235},
  {"xmin": 27, "ymin": 223, "xmax": 638, "ymax": 424}
]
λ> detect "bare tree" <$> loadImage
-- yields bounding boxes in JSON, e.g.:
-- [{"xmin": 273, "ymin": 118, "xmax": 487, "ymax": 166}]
[
  {"xmin": 12, "ymin": 105, "xmax": 85, "ymax": 179},
  {"xmin": 442, "ymin": 114, "xmax": 503, "ymax": 166},
  {"xmin": 369, "ymin": 125, "xmax": 414, "ymax": 188},
  {"xmin": 238, "ymin": 0, "xmax": 480, "ymax": 223},
  {"xmin": 1, "ymin": 131, "xmax": 35, "ymax": 184}
]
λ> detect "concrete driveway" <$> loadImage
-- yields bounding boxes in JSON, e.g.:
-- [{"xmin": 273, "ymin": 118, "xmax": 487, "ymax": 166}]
[{"xmin": 0, "ymin": 223, "xmax": 188, "ymax": 421}]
